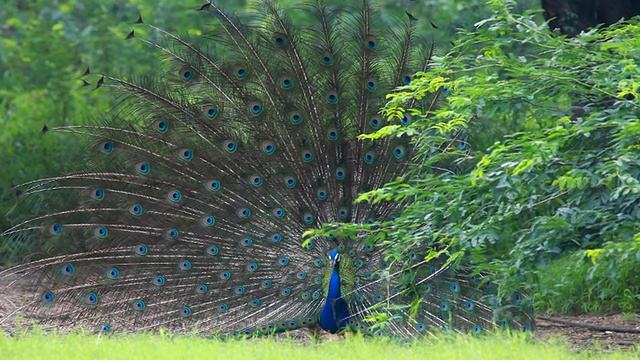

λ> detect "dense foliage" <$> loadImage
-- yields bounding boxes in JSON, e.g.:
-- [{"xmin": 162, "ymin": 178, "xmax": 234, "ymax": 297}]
[{"xmin": 353, "ymin": 1, "xmax": 639, "ymax": 313}]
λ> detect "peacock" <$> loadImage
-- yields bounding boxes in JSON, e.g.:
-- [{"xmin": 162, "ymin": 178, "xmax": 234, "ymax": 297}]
[{"xmin": 0, "ymin": 0, "xmax": 533, "ymax": 339}]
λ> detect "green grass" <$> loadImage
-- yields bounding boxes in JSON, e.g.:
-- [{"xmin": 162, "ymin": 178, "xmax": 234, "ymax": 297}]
[{"xmin": 0, "ymin": 332, "xmax": 637, "ymax": 360}]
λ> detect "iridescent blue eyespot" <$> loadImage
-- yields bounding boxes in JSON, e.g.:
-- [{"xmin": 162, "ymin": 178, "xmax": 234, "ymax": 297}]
[
  {"xmin": 206, "ymin": 245, "xmax": 218, "ymax": 256},
  {"xmin": 305, "ymin": 241, "xmax": 314, "ymax": 249},
  {"xmin": 223, "ymin": 140, "xmax": 237, "ymax": 153},
  {"xmin": 327, "ymin": 128, "xmax": 338, "ymax": 140},
  {"xmin": 100, "ymin": 141, "xmax": 113, "ymax": 153},
  {"xmin": 234, "ymin": 65, "xmax": 248, "ymax": 78},
  {"xmin": 289, "ymin": 111, "xmax": 302, "ymax": 124},
  {"xmin": 90, "ymin": 188, "xmax": 105, "ymax": 200},
  {"xmin": 134, "ymin": 244, "xmax": 148, "ymax": 256},
  {"xmin": 451, "ymin": 283, "xmax": 459, "ymax": 292},
  {"xmin": 315, "ymin": 260, "xmax": 324, "ymax": 267},
  {"xmin": 473, "ymin": 325, "xmax": 482, "ymax": 333},
  {"xmin": 238, "ymin": 208, "xmax": 251, "ymax": 218},
  {"xmin": 235, "ymin": 286, "xmax": 245, "ymax": 294},
  {"xmin": 196, "ymin": 285, "xmax": 208, "ymax": 294},
  {"xmin": 366, "ymin": 35, "xmax": 377, "ymax": 49},
  {"xmin": 262, "ymin": 280, "xmax": 272, "ymax": 288},
  {"xmin": 370, "ymin": 115, "xmax": 382, "ymax": 129},
  {"xmin": 270, "ymin": 233, "xmax": 282, "ymax": 243},
  {"xmin": 135, "ymin": 162, "xmax": 150, "ymax": 175},
  {"xmin": 83, "ymin": 293, "xmax": 99, "ymax": 306},
  {"xmin": 440, "ymin": 302, "xmax": 449, "ymax": 311},
  {"xmin": 167, "ymin": 190, "xmax": 182, "ymax": 202},
  {"xmin": 272, "ymin": 208, "xmax": 285, "ymax": 218},
  {"xmin": 279, "ymin": 257, "xmax": 290, "ymax": 266},
  {"xmin": 326, "ymin": 90, "xmax": 338, "ymax": 104},
  {"xmin": 179, "ymin": 67, "xmax": 194, "ymax": 81},
  {"xmin": 393, "ymin": 145, "xmax": 406, "ymax": 160},
  {"xmin": 316, "ymin": 187, "xmax": 328, "ymax": 200},
  {"xmin": 181, "ymin": 307, "xmax": 192, "ymax": 317},
  {"xmin": 49, "ymin": 223, "xmax": 62, "ymax": 235},
  {"xmin": 249, "ymin": 102, "xmax": 263, "ymax": 115},
  {"xmin": 153, "ymin": 120, "xmax": 168, "ymax": 133},
  {"xmin": 105, "ymin": 268, "xmax": 120, "ymax": 280},
  {"xmin": 314, "ymin": 277, "xmax": 323, "ymax": 284},
  {"xmin": 219, "ymin": 303, "xmax": 228, "ymax": 311},
  {"xmin": 335, "ymin": 166, "xmax": 346, "ymax": 180},
  {"xmin": 284, "ymin": 176, "xmax": 297, "ymax": 188},
  {"xmin": 61, "ymin": 263, "xmax": 74, "ymax": 276},
  {"xmin": 165, "ymin": 228, "xmax": 179, "ymax": 240},
  {"xmin": 272, "ymin": 33, "xmax": 287, "ymax": 47},
  {"xmin": 303, "ymin": 212, "xmax": 314, "ymax": 223},
  {"xmin": 153, "ymin": 276, "xmax": 165, "ymax": 287},
  {"xmin": 132, "ymin": 300, "xmax": 145, "ymax": 311},
  {"xmin": 178, "ymin": 148, "xmax": 193, "ymax": 161},
  {"xmin": 261, "ymin": 141, "xmax": 275, "ymax": 154},
  {"xmin": 241, "ymin": 237, "xmax": 253, "ymax": 246},
  {"xmin": 401, "ymin": 113, "xmax": 412, "ymax": 126},
  {"xmin": 179, "ymin": 260, "xmax": 191, "ymax": 271},
  {"xmin": 201, "ymin": 215, "xmax": 215, "ymax": 227},
  {"xmin": 279, "ymin": 75, "xmax": 293, "ymax": 89},
  {"xmin": 129, "ymin": 204, "xmax": 143, "ymax": 216},
  {"xmin": 296, "ymin": 271, "xmax": 307, "ymax": 279},
  {"xmin": 249, "ymin": 175, "xmax": 263, "ymax": 187},
  {"xmin": 247, "ymin": 263, "xmax": 258, "ymax": 271},
  {"xmin": 220, "ymin": 271, "xmax": 231, "ymax": 280},
  {"xmin": 280, "ymin": 288, "xmax": 291, "ymax": 296},
  {"xmin": 204, "ymin": 105, "xmax": 218, "ymax": 119},
  {"xmin": 366, "ymin": 77, "xmax": 377, "ymax": 92},
  {"xmin": 364, "ymin": 244, "xmax": 373, "ymax": 252},
  {"xmin": 41, "ymin": 291, "xmax": 55, "ymax": 303},
  {"xmin": 251, "ymin": 299, "xmax": 260, "ymax": 306},
  {"xmin": 312, "ymin": 291, "xmax": 321, "ymax": 299},
  {"xmin": 302, "ymin": 150, "xmax": 313, "ymax": 162},
  {"xmin": 94, "ymin": 226, "xmax": 108, "ymax": 239},
  {"xmin": 302, "ymin": 292, "xmax": 311, "ymax": 300},
  {"xmin": 364, "ymin": 150, "xmax": 376, "ymax": 164},
  {"xmin": 338, "ymin": 207, "xmax": 349, "ymax": 218},
  {"xmin": 202, "ymin": 181, "xmax": 220, "ymax": 194},
  {"xmin": 465, "ymin": 301, "xmax": 475, "ymax": 311},
  {"xmin": 100, "ymin": 325, "xmax": 111, "ymax": 333},
  {"xmin": 321, "ymin": 51, "xmax": 333, "ymax": 66},
  {"xmin": 404, "ymin": 72, "xmax": 413, "ymax": 85}
]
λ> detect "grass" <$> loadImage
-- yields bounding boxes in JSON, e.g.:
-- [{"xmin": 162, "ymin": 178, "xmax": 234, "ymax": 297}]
[{"xmin": 0, "ymin": 331, "xmax": 637, "ymax": 360}]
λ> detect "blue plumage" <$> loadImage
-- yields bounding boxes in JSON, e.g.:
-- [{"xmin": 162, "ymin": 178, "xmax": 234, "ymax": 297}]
[{"xmin": 0, "ymin": 0, "xmax": 533, "ymax": 338}]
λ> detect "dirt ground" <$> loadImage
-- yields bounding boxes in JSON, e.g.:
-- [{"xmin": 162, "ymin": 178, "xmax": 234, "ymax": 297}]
[{"xmin": 1, "ymin": 283, "xmax": 638, "ymax": 351}]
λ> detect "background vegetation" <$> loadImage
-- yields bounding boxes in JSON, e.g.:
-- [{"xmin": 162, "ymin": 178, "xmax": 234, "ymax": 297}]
[{"xmin": 1, "ymin": 0, "xmax": 638, "ymax": 317}]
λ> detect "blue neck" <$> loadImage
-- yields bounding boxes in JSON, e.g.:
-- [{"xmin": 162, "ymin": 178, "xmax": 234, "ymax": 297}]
[{"xmin": 318, "ymin": 263, "xmax": 350, "ymax": 333}]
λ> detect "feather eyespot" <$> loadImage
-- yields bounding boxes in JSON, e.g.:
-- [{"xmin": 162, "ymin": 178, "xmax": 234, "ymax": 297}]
[
  {"xmin": 167, "ymin": 190, "xmax": 182, "ymax": 203},
  {"xmin": 247, "ymin": 263, "xmax": 258, "ymax": 272},
  {"xmin": 41, "ymin": 291, "xmax": 55, "ymax": 303},
  {"xmin": 316, "ymin": 187, "xmax": 328, "ymax": 200},
  {"xmin": 220, "ymin": 271, "xmax": 231, "ymax": 280},
  {"xmin": 270, "ymin": 233, "xmax": 282, "ymax": 243},
  {"xmin": 94, "ymin": 226, "xmax": 108, "ymax": 239},
  {"xmin": 48, "ymin": 223, "xmax": 62, "ymax": 235},
  {"xmin": 181, "ymin": 307, "xmax": 192, "ymax": 317},
  {"xmin": 152, "ymin": 120, "xmax": 168, "ymax": 133},
  {"xmin": 326, "ymin": 90, "xmax": 338, "ymax": 104},
  {"xmin": 132, "ymin": 300, "xmax": 145, "ymax": 311},
  {"xmin": 271, "ymin": 32, "xmax": 288, "ymax": 47},
  {"xmin": 128, "ymin": 204, "xmax": 143, "ymax": 216},
  {"xmin": 240, "ymin": 237, "xmax": 253, "ymax": 247},
  {"xmin": 261, "ymin": 141, "xmax": 275, "ymax": 154},
  {"xmin": 60, "ymin": 263, "xmax": 74, "ymax": 276},
  {"xmin": 248, "ymin": 101, "xmax": 263, "ymax": 115},
  {"xmin": 366, "ymin": 35, "xmax": 377, "ymax": 49},
  {"xmin": 165, "ymin": 228, "xmax": 179, "ymax": 240},
  {"xmin": 178, "ymin": 148, "xmax": 193, "ymax": 161},
  {"xmin": 401, "ymin": 112, "xmax": 412, "ymax": 126},
  {"xmin": 134, "ymin": 244, "xmax": 148, "ymax": 256},
  {"xmin": 223, "ymin": 140, "xmax": 237, "ymax": 153},
  {"xmin": 152, "ymin": 276, "xmax": 165, "ymax": 287},
  {"xmin": 301, "ymin": 150, "xmax": 314, "ymax": 162},
  {"xmin": 321, "ymin": 51, "xmax": 334, "ymax": 66},
  {"xmin": 272, "ymin": 208, "xmax": 285, "ymax": 218},
  {"xmin": 205, "ymin": 180, "xmax": 221, "ymax": 192},
  {"xmin": 327, "ymin": 127, "xmax": 338, "ymax": 140},
  {"xmin": 249, "ymin": 175, "xmax": 263, "ymax": 187},
  {"xmin": 289, "ymin": 110, "xmax": 302, "ymax": 124},
  {"xmin": 99, "ymin": 141, "xmax": 113, "ymax": 153},
  {"xmin": 369, "ymin": 115, "xmax": 382, "ymax": 129},
  {"xmin": 284, "ymin": 176, "xmax": 297, "ymax": 188},
  {"xmin": 234, "ymin": 64, "xmax": 248, "ymax": 79},
  {"xmin": 337, "ymin": 206, "xmax": 349, "ymax": 219},
  {"xmin": 179, "ymin": 260, "xmax": 191, "ymax": 271},
  {"xmin": 105, "ymin": 268, "xmax": 120, "ymax": 280},
  {"xmin": 393, "ymin": 145, "xmax": 407, "ymax": 161},
  {"xmin": 365, "ymin": 77, "xmax": 377, "ymax": 92},
  {"xmin": 90, "ymin": 188, "xmax": 105, "ymax": 200},
  {"xmin": 201, "ymin": 215, "xmax": 216, "ymax": 227},
  {"xmin": 203, "ymin": 105, "xmax": 218, "ymax": 119},
  {"xmin": 278, "ymin": 257, "xmax": 290, "ymax": 266},
  {"xmin": 196, "ymin": 285, "xmax": 208, "ymax": 294},
  {"xmin": 335, "ymin": 166, "xmax": 347, "ymax": 180},
  {"xmin": 403, "ymin": 72, "xmax": 413, "ymax": 85},
  {"xmin": 279, "ymin": 75, "xmax": 294, "ymax": 89},
  {"xmin": 206, "ymin": 246, "xmax": 218, "ymax": 256},
  {"xmin": 364, "ymin": 150, "xmax": 376, "ymax": 164},
  {"xmin": 302, "ymin": 212, "xmax": 314, "ymax": 224},
  {"xmin": 135, "ymin": 162, "xmax": 150, "ymax": 175},
  {"xmin": 237, "ymin": 208, "xmax": 251, "ymax": 218},
  {"xmin": 178, "ymin": 67, "xmax": 195, "ymax": 82}
]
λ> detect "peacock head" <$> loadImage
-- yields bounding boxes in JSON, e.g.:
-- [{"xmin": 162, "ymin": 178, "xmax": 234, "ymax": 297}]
[{"xmin": 329, "ymin": 250, "xmax": 340, "ymax": 268}]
